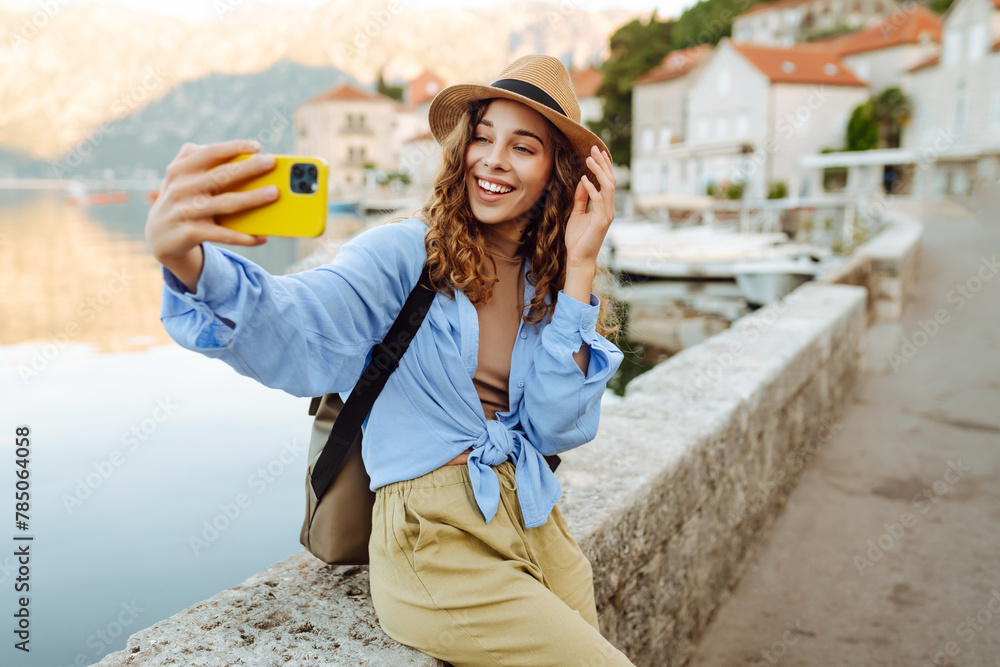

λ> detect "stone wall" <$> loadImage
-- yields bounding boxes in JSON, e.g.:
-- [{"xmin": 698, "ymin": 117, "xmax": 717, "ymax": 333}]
[
  {"xmin": 566, "ymin": 282, "xmax": 866, "ymax": 665},
  {"xmin": 97, "ymin": 280, "xmax": 868, "ymax": 667},
  {"xmin": 820, "ymin": 211, "xmax": 923, "ymax": 324},
  {"xmin": 96, "ymin": 209, "xmax": 931, "ymax": 666}
]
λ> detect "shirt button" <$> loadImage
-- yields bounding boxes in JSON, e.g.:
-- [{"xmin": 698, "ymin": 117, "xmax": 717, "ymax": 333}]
[
  {"xmin": 517, "ymin": 380, "xmax": 524, "ymax": 388},
  {"xmin": 520, "ymin": 332, "xmax": 527, "ymax": 339}
]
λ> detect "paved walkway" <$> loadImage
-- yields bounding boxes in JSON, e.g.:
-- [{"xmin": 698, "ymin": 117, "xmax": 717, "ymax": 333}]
[{"xmin": 687, "ymin": 208, "xmax": 1000, "ymax": 667}]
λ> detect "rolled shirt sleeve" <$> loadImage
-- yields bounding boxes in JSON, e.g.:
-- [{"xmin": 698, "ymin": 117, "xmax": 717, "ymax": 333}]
[
  {"xmin": 158, "ymin": 221, "xmax": 427, "ymax": 398},
  {"xmin": 520, "ymin": 290, "xmax": 624, "ymax": 455}
]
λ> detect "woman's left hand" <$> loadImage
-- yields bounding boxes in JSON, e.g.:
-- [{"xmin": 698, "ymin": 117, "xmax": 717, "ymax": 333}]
[{"xmin": 565, "ymin": 145, "xmax": 616, "ymax": 270}]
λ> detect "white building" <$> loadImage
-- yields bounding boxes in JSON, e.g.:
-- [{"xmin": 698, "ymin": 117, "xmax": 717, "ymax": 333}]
[
  {"xmin": 833, "ymin": 5, "xmax": 942, "ymax": 91},
  {"xmin": 732, "ymin": 0, "xmax": 901, "ymax": 46},
  {"xmin": 631, "ymin": 46, "xmax": 713, "ymax": 197},
  {"xmin": 634, "ymin": 39, "xmax": 869, "ymax": 203},
  {"xmin": 902, "ymin": 0, "xmax": 1000, "ymax": 195},
  {"xmin": 294, "ymin": 83, "xmax": 400, "ymax": 193},
  {"xmin": 395, "ymin": 70, "xmax": 446, "ymax": 188},
  {"xmin": 570, "ymin": 67, "xmax": 605, "ymax": 127}
]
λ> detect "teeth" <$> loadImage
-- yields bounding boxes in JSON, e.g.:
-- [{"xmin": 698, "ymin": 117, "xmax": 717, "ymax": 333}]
[{"xmin": 478, "ymin": 178, "xmax": 512, "ymax": 194}]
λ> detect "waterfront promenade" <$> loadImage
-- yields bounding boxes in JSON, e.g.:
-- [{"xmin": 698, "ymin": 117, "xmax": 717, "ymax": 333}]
[{"xmin": 687, "ymin": 207, "xmax": 1000, "ymax": 666}]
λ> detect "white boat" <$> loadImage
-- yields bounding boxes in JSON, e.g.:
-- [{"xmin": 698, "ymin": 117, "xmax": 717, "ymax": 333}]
[
  {"xmin": 732, "ymin": 254, "xmax": 841, "ymax": 306},
  {"xmin": 359, "ymin": 195, "xmax": 421, "ymax": 215},
  {"xmin": 600, "ymin": 219, "xmax": 829, "ymax": 279}
]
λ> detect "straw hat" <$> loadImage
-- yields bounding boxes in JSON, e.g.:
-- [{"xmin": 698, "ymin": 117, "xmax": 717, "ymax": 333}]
[{"xmin": 428, "ymin": 55, "xmax": 610, "ymax": 169}]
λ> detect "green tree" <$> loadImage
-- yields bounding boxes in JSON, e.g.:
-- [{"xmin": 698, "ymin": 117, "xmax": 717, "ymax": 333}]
[
  {"xmin": 376, "ymin": 68, "xmax": 403, "ymax": 102},
  {"xmin": 590, "ymin": 14, "xmax": 675, "ymax": 166},
  {"xmin": 845, "ymin": 88, "xmax": 912, "ymax": 151},
  {"xmin": 875, "ymin": 87, "xmax": 911, "ymax": 149},
  {"xmin": 672, "ymin": 0, "xmax": 768, "ymax": 49},
  {"xmin": 846, "ymin": 100, "xmax": 878, "ymax": 151}
]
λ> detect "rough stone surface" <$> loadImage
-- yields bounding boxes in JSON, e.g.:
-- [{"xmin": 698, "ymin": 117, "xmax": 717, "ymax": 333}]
[
  {"xmin": 821, "ymin": 212, "xmax": 922, "ymax": 324},
  {"xmin": 559, "ymin": 282, "xmax": 867, "ymax": 666},
  {"xmin": 94, "ymin": 554, "xmax": 442, "ymax": 666}
]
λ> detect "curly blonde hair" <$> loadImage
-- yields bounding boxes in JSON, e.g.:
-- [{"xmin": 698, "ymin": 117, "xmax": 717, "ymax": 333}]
[{"xmin": 410, "ymin": 98, "xmax": 619, "ymax": 338}]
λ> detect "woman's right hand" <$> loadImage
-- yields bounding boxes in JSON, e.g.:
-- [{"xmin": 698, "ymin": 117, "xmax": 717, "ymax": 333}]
[{"xmin": 145, "ymin": 139, "xmax": 279, "ymax": 293}]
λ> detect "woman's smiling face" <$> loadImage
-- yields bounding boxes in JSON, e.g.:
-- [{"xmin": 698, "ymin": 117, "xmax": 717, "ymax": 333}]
[{"xmin": 465, "ymin": 98, "xmax": 553, "ymax": 235}]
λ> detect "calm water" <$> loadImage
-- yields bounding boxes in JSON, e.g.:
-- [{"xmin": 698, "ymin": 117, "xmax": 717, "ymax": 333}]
[{"xmin": 0, "ymin": 190, "xmax": 370, "ymax": 667}]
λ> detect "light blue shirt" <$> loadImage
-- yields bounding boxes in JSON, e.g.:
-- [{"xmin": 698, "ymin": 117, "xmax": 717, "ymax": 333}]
[{"xmin": 160, "ymin": 217, "xmax": 624, "ymax": 529}]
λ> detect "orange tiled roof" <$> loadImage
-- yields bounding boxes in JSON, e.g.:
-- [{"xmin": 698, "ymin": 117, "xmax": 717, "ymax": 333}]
[
  {"xmin": 740, "ymin": 0, "xmax": 814, "ymax": 18},
  {"xmin": 402, "ymin": 131, "xmax": 435, "ymax": 143},
  {"xmin": 408, "ymin": 71, "xmax": 446, "ymax": 108},
  {"xmin": 570, "ymin": 67, "xmax": 604, "ymax": 98},
  {"xmin": 307, "ymin": 83, "xmax": 396, "ymax": 104},
  {"xmin": 834, "ymin": 7, "xmax": 942, "ymax": 56},
  {"xmin": 732, "ymin": 41, "xmax": 867, "ymax": 86},
  {"xmin": 634, "ymin": 45, "xmax": 713, "ymax": 85},
  {"xmin": 907, "ymin": 53, "xmax": 940, "ymax": 72}
]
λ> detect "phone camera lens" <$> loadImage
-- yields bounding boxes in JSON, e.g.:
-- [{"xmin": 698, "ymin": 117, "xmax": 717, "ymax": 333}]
[
  {"xmin": 307, "ymin": 165, "xmax": 317, "ymax": 178},
  {"xmin": 292, "ymin": 165, "xmax": 304, "ymax": 178}
]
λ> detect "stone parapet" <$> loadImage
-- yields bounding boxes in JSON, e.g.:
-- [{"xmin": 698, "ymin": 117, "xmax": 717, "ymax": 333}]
[{"xmin": 97, "ymin": 279, "xmax": 868, "ymax": 667}]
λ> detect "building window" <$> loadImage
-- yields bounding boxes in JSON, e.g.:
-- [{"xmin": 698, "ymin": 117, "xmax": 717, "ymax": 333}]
[
  {"xmin": 717, "ymin": 68, "xmax": 731, "ymax": 96},
  {"xmin": 917, "ymin": 106, "xmax": 931, "ymax": 136},
  {"xmin": 735, "ymin": 112, "xmax": 749, "ymax": 137},
  {"xmin": 639, "ymin": 165, "xmax": 655, "ymax": 193},
  {"xmin": 696, "ymin": 118, "xmax": 710, "ymax": 140},
  {"xmin": 715, "ymin": 116, "xmax": 729, "ymax": 140},
  {"xmin": 347, "ymin": 146, "xmax": 367, "ymax": 166},
  {"xmin": 642, "ymin": 127, "xmax": 655, "ymax": 152},
  {"xmin": 659, "ymin": 126, "xmax": 672, "ymax": 147},
  {"xmin": 968, "ymin": 24, "xmax": 987, "ymax": 62},
  {"xmin": 955, "ymin": 95, "xmax": 968, "ymax": 137},
  {"xmin": 943, "ymin": 29, "xmax": 961, "ymax": 66},
  {"xmin": 991, "ymin": 93, "xmax": 1000, "ymax": 129}
]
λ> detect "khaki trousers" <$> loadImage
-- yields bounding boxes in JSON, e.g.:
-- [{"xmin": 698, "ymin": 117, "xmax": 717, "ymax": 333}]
[{"xmin": 369, "ymin": 459, "xmax": 635, "ymax": 667}]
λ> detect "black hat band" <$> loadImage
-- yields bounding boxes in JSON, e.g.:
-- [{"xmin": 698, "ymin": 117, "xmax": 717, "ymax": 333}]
[{"xmin": 489, "ymin": 79, "xmax": 566, "ymax": 117}]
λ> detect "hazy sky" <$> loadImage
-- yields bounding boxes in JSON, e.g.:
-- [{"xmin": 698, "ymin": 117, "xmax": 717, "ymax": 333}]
[{"xmin": 1, "ymin": 0, "xmax": 692, "ymax": 21}]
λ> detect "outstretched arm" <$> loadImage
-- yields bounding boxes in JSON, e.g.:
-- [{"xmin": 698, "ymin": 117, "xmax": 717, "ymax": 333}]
[{"xmin": 147, "ymin": 141, "xmax": 427, "ymax": 397}]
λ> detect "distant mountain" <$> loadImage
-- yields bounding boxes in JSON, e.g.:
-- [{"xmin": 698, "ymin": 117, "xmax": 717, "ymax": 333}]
[
  {"xmin": 0, "ymin": 147, "xmax": 47, "ymax": 178},
  {"xmin": 43, "ymin": 61, "xmax": 350, "ymax": 180},
  {"xmin": 0, "ymin": 0, "xmax": 637, "ymax": 171}
]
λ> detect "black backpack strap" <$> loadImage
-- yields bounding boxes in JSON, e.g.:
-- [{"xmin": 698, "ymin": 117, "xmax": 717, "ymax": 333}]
[{"xmin": 310, "ymin": 263, "xmax": 435, "ymax": 499}]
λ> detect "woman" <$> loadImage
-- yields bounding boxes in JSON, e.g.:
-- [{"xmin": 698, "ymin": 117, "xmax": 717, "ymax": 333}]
[{"xmin": 146, "ymin": 55, "xmax": 634, "ymax": 666}]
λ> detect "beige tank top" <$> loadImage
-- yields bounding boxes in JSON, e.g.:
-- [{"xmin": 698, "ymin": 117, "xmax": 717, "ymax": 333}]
[{"xmin": 472, "ymin": 224, "xmax": 526, "ymax": 421}]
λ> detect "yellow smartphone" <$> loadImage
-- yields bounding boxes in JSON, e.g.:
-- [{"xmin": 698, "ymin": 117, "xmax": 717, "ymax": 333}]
[{"xmin": 216, "ymin": 154, "xmax": 329, "ymax": 237}]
